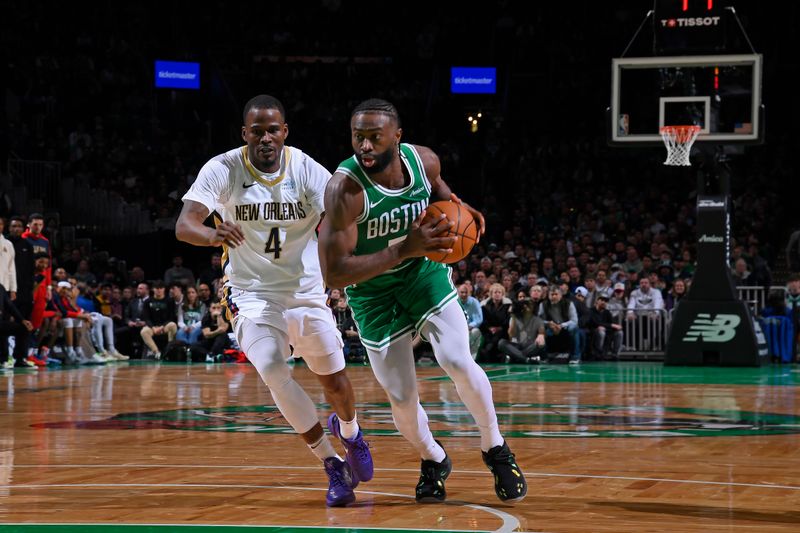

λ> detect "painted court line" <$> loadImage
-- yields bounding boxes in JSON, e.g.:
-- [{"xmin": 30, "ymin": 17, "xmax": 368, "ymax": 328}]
[
  {"xmin": 0, "ymin": 483, "xmax": 523, "ymax": 533},
  {"xmin": 10, "ymin": 463, "xmax": 800, "ymax": 491},
  {"xmin": 0, "ymin": 524, "xmax": 507, "ymax": 532}
]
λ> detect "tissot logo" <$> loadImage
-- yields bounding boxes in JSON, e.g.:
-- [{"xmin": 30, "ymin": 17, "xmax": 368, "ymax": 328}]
[
  {"xmin": 683, "ymin": 313, "xmax": 740, "ymax": 343},
  {"xmin": 698, "ymin": 234, "xmax": 723, "ymax": 243},
  {"xmin": 661, "ymin": 16, "xmax": 721, "ymax": 28}
]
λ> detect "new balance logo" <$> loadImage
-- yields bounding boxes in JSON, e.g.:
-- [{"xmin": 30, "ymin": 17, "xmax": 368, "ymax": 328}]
[{"xmin": 683, "ymin": 313, "xmax": 741, "ymax": 343}]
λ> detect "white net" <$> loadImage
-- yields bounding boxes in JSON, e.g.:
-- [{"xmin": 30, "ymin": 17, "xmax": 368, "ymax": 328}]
[{"xmin": 660, "ymin": 125, "xmax": 700, "ymax": 166}]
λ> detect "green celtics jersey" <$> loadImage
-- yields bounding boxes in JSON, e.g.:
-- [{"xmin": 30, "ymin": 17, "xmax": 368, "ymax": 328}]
[{"xmin": 336, "ymin": 143, "xmax": 432, "ymax": 281}]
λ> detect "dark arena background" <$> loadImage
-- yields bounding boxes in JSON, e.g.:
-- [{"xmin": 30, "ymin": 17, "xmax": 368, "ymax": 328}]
[{"xmin": 2, "ymin": 1, "xmax": 800, "ymax": 532}]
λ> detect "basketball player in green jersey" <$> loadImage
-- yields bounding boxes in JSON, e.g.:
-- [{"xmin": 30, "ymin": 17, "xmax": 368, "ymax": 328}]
[{"xmin": 319, "ymin": 99, "xmax": 527, "ymax": 503}]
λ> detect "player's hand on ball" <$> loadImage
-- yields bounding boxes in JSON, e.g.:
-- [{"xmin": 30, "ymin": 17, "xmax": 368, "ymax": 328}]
[
  {"xmin": 398, "ymin": 210, "xmax": 457, "ymax": 259},
  {"xmin": 211, "ymin": 221, "xmax": 245, "ymax": 248},
  {"xmin": 449, "ymin": 193, "xmax": 485, "ymax": 243}
]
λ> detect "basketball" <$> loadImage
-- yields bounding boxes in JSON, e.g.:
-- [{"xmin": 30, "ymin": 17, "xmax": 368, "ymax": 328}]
[{"xmin": 422, "ymin": 200, "xmax": 479, "ymax": 263}]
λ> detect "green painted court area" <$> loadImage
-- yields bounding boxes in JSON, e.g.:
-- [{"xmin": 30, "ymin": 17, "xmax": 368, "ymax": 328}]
[{"xmin": 425, "ymin": 361, "xmax": 800, "ymax": 386}]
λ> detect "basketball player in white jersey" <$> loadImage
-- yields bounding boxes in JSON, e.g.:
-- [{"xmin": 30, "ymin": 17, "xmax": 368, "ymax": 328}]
[{"xmin": 176, "ymin": 95, "xmax": 372, "ymax": 507}]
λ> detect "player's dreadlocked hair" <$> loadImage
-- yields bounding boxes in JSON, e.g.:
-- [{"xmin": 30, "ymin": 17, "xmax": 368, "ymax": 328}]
[
  {"xmin": 243, "ymin": 94, "xmax": 286, "ymax": 124},
  {"xmin": 351, "ymin": 98, "xmax": 401, "ymax": 127}
]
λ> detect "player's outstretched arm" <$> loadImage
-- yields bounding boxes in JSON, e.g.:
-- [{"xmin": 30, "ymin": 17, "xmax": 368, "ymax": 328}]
[
  {"xmin": 176, "ymin": 200, "xmax": 245, "ymax": 248},
  {"xmin": 318, "ymin": 173, "xmax": 455, "ymax": 288},
  {"xmin": 416, "ymin": 145, "xmax": 486, "ymax": 242}
]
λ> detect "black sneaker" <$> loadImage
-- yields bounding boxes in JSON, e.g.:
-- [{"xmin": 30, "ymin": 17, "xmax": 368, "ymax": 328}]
[
  {"xmin": 415, "ymin": 443, "xmax": 452, "ymax": 503},
  {"xmin": 482, "ymin": 441, "xmax": 527, "ymax": 503}
]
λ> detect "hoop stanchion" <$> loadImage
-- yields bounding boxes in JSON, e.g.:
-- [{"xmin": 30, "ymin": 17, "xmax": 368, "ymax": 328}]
[{"xmin": 660, "ymin": 125, "xmax": 701, "ymax": 166}]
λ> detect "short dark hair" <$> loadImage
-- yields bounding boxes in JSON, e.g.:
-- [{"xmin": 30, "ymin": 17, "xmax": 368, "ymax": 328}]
[
  {"xmin": 243, "ymin": 94, "xmax": 286, "ymax": 124},
  {"xmin": 351, "ymin": 98, "xmax": 401, "ymax": 127},
  {"xmin": 29, "ymin": 212, "xmax": 44, "ymax": 222},
  {"xmin": 152, "ymin": 280, "xmax": 165, "ymax": 289},
  {"xmin": 10, "ymin": 215, "xmax": 25, "ymax": 225}
]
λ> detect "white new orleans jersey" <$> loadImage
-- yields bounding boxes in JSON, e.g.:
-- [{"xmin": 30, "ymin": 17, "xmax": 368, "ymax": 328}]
[{"xmin": 183, "ymin": 145, "xmax": 329, "ymax": 295}]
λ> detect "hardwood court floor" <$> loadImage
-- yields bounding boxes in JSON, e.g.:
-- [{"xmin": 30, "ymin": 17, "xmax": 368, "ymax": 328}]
[{"xmin": 2, "ymin": 360, "xmax": 800, "ymax": 532}]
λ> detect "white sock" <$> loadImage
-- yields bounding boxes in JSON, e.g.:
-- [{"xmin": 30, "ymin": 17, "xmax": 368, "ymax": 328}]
[
  {"xmin": 339, "ymin": 414, "xmax": 359, "ymax": 440},
  {"xmin": 479, "ymin": 423, "xmax": 504, "ymax": 453},
  {"xmin": 67, "ymin": 347, "xmax": 75, "ymax": 356},
  {"xmin": 308, "ymin": 435, "xmax": 341, "ymax": 462},
  {"xmin": 420, "ymin": 435, "xmax": 446, "ymax": 463}
]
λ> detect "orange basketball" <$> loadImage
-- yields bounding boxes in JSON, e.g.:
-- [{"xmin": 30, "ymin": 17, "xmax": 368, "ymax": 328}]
[{"xmin": 422, "ymin": 200, "xmax": 479, "ymax": 263}]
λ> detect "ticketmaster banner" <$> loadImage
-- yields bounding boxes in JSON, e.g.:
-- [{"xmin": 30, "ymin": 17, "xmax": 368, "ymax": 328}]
[
  {"xmin": 155, "ymin": 60, "xmax": 200, "ymax": 89},
  {"xmin": 451, "ymin": 67, "xmax": 496, "ymax": 94}
]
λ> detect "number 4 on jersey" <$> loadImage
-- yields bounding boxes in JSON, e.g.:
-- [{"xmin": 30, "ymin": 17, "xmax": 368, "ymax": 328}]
[{"xmin": 265, "ymin": 227, "xmax": 282, "ymax": 259}]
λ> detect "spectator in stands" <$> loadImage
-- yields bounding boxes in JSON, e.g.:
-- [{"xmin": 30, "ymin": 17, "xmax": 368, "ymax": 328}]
[
  {"xmin": 479, "ymin": 283, "xmax": 511, "ymax": 362},
  {"xmin": 1, "ymin": 282, "xmax": 34, "ymax": 369},
  {"xmin": 583, "ymin": 274, "xmax": 598, "ymax": 308},
  {"xmin": 731, "ymin": 258, "xmax": 755, "ymax": 286},
  {"xmin": 176, "ymin": 286, "xmax": 206, "ymax": 346},
  {"xmin": 197, "ymin": 282, "xmax": 213, "ymax": 307},
  {"xmin": 332, "ymin": 295, "xmax": 365, "ymax": 363},
  {"xmin": 140, "ymin": 280, "xmax": 178, "ymax": 359},
  {"xmin": 595, "ymin": 269, "xmax": 611, "ymax": 297},
  {"xmin": 74, "ymin": 259, "xmax": 97, "ymax": 286},
  {"xmin": 498, "ymin": 297, "xmax": 546, "ymax": 364},
  {"xmin": 8, "ymin": 216, "xmax": 34, "ymax": 320},
  {"xmin": 587, "ymin": 294, "xmax": 623, "ymax": 360},
  {"xmin": 130, "ymin": 266, "xmax": 146, "ymax": 287},
  {"xmin": 197, "ymin": 300, "xmax": 232, "ymax": 362},
  {"xmin": 164, "ymin": 255, "xmax": 195, "ymax": 288},
  {"xmin": 607, "ymin": 282, "xmax": 627, "ymax": 321},
  {"xmin": 626, "ymin": 278, "xmax": 664, "ymax": 318},
  {"xmin": 539, "ymin": 284, "xmax": 580, "ymax": 364},
  {"xmin": 787, "ymin": 228, "xmax": 800, "ymax": 272},
  {"xmin": 0, "ymin": 218, "xmax": 17, "ymax": 301},
  {"xmin": 198, "ymin": 253, "xmax": 223, "ymax": 288},
  {"xmin": 123, "ymin": 282, "xmax": 150, "ymax": 357},
  {"xmin": 169, "ymin": 282, "xmax": 185, "ymax": 309},
  {"xmin": 473, "ymin": 270, "xmax": 489, "ymax": 300},
  {"xmin": 623, "ymin": 246, "xmax": 643, "ymax": 274},
  {"xmin": 457, "ymin": 283, "xmax": 483, "ymax": 360},
  {"xmin": 665, "ymin": 278, "xmax": 688, "ymax": 311},
  {"xmin": 77, "ymin": 284, "xmax": 126, "ymax": 361},
  {"xmin": 572, "ymin": 286, "xmax": 591, "ymax": 360}
]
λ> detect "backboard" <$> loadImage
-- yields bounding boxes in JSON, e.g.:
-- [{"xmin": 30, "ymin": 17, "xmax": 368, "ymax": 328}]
[{"xmin": 610, "ymin": 54, "xmax": 762, "ymax": 145}]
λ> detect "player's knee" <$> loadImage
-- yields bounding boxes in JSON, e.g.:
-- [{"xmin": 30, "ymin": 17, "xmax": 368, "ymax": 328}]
[{"xmin": 255, "ymin": 358, "xmax": 292, "ymax": 390}]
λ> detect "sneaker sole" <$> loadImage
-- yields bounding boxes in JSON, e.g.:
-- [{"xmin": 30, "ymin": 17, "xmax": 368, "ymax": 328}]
[
  {"xmin": 327, "ymin": 493, "xmax": 356, "ymax": 507},
  {"xmin": 416, "ymin": 495, "xmax": 446, "ymax": 503}
]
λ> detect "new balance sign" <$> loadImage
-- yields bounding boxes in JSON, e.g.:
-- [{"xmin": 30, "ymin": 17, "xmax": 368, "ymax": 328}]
[{"xmin": 683, "ymin": 314, "xmax": 740, "ymax": 342}]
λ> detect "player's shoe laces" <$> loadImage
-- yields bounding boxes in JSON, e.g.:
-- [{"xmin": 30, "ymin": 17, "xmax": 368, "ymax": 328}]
[
  {"xmin": 323, "ymin": 456, "xmax": 356, "ymax": 507},
  {"xmin": 328, "ymin": 413, "xmax": 373, "ymax": 483},
  {"xmin": 482, "ymin": 441, "xmax": 527, "ymax": 503},
  {"xmin": 415, "ymin": 442, "xmax": 452, "ymax": 503}
]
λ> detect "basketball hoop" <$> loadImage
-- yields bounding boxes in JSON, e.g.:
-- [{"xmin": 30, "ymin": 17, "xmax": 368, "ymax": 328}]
[{"xmin": 660, "ymin": 125, "xmax": 701, "ymax": 166}]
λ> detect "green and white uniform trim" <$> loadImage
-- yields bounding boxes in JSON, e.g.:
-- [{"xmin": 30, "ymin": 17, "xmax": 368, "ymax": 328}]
[{"xmin": 337, "ymin": 144, "xmax": 457, "ymax": 350}]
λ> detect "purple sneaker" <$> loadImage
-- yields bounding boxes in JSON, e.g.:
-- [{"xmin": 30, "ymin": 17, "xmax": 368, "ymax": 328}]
[
  {"xmin": 328, "ymin": 413, "xmax": 374, "ymax": 483},
  {"xmin": 323, "ymin": 456, "xmax": 356, "ymax": 507}
]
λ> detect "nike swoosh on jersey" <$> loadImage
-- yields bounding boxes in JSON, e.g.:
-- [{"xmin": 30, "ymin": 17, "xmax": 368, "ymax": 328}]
[
  {"xmin": 369, "ymin": 197, "xmax": 387, "ymax": 208},
  {"xmin": 243, "ymin": 182, "xmax": 257, "ymax": 189}
]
